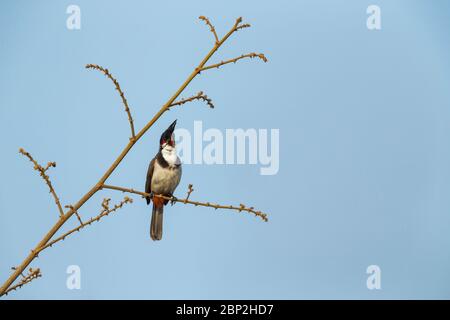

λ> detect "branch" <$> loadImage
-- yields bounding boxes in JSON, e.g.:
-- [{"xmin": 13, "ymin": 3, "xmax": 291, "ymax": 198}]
[
  {"xmin": 1, "ymin": 16, "xmax": 267, "ymax": 297},
  {"xmin": 234, "ymin": 17, "xmax": 251, "ymax": 31},
  {"xmin": 199, "ymin": 16, "xmax": 219, "ymax": 44},
  {"xmin": 65, "ymin": 205, "xmax": 83, "ymax": 226},
  {"xmin": 85, "ymin": 64, "xmax": 136, "ymax": 140},
  {"xmin": 3, "ymin": 268, "xmax": 41, "ymax": 296},
  {"xmin": 19, "ymin": 148, "xmax": 64, "ymax": 217},
  {"xmin": 40, "ymin": 197, "xmax": 133, "ymax": 252},
  {"xmin": 101, "ymin": 184, "xmax": 269, "ymax": 222},
  {"xmin": 185, "ymin": 184, "xmax": 194, "ymax": 202},
  {"xmin": 169, "ymin": 91, "xmax": 214, "ymax": 109},
  {"xmin": 201, "ymin": 53, "xmax": 267, "ymax": 72},
  {"xmin": 236, "ymin": 23, "xmax": 251, "ymax": 31}
]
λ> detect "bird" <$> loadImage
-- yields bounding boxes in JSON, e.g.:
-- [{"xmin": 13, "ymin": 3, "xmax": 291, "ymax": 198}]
[{"xmin": 145, "ymin": 120, "xmax": 182, "ymax": 240}]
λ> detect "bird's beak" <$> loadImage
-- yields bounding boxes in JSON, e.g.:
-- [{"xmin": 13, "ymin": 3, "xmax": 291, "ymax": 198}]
[
  {"xmin": 167, "ymin": 119, "xmax": 177, "ymax": 135},
  {"xmin": 160, "ymin": 120, "xmax": 177, "ymax": 146}
]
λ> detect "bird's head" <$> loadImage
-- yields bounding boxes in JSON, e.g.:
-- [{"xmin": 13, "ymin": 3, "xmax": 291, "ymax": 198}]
[{"xmin": 159, "ymin": 120, "xmax": 177, "ymax": 150}]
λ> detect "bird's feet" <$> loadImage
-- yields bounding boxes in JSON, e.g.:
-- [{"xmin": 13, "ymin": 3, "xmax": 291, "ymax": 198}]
[
  {"xmin": 148, "ymin": 191, "xmax": 154, "ymax": 199},
  {"xmin": 170, "ymin": 195, "xmax": 178, "ymax": 206}
]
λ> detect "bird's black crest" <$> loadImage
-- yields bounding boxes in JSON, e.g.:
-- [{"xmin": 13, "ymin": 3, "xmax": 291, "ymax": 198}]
[{"xmin": 160, "ymin": 120, "xmax": 177, "ymax": 146}]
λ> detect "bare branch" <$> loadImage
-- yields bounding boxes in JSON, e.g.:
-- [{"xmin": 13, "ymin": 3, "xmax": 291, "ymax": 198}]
[
  {"xmin": 233, "ymin": 17, "xmax": 251, "ymax": 31},
  {"xmin": 169, "ymin": 91, "xmax": 214, "ymax": 109},
  {"xmin": 0, "ymin": 17, "xmax": 267, "ymax": 297},
  {"xmin": 40, "ymin": 197, "xmax": 133, "ymax": 252},
  {"xmin": 65, "ymin": 205, "xmax": 83, "ymax": 226},
  {"xmin": 19, "ymin": 148, "xmax": 64, "ymax": 218},
  {"xmin": 86, "ymin": 64, "xmax": 136, "ymax": 140},
  {"xmin": 4, "ymin": 268, "xmax": 41, "ymax": 296},
  {"xmin": 236, "ymin": 23, "xmax": 251, "ymax": 31},
  {"xmin": 101, "ymin": 184, "xmax": 269, "ymax": 222},
  {"xmin": 185, "ymin": 184, "xmax": 194, "ymax": 202},
  {"xmin": 201, "ymin": 53, "xmax": 268, "ymax": 72},
  {"xmin": 199, "ymin": 16, "xmax": 219, "ymax": 44}
]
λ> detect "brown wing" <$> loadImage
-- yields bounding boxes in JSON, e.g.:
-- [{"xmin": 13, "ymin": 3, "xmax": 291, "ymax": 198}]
[{"xmin": 145, "ymin": 157, "xmax": 155, "ymax": 205}]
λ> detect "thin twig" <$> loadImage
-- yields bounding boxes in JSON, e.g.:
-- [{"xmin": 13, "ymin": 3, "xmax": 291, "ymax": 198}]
[
  {"xmin": 0, "ymin": 16, "xmax": 267, "ymax": 297},
  {"xmin": 85, "ymin": 64, "xmax": 136, "ymax": 140},
  {"xmin": 234, "ymin": 17, "xmax": 251, "ymax": 31},
  {"xmin": 19, "ymin": 148, "xmax": 64, "ymax": 217},
  {"xmin": 236, "ymin": 23, "xmax": 251, "ymax": 31},
  {"xmin": 185, "ymin": 184, "xmax": 194, "ymax": 202},
  {"xmin": 101, "ymin": 184, "xmax": 268, "ymax": 222},
  {"xmin": 40, "ymin": 197, "xmax": 133, "ymax": 252},
  {"xmin": 74, "ymin": 212, "xmax": 83, "ymax": 225},
  {"xmin": 169, "ymin": 91, "xmax": 214, "ymax": 109},
  {"xmin": 4, "ymin": 268, "xmax": 41, "ymax": 296},
  {"xmin": 199, "ymin": 16, "xmax": 219, "ymax": 44},
  {"xmin": 65, "ymin": 205, "xmax": 83, "ymax": 226},
  {"xmin": 201, "ymin": 53, "xmax": 267, "ymax": 72}
]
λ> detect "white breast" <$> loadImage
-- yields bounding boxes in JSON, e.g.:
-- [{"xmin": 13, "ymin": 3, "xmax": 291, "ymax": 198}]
[
  {"xmin": 151, "ymin": 159, "xmax": 182, "ymax": 195},
  {"xmin": 161, "ymin": 145, "xmax": 181, "ymax": 166}
]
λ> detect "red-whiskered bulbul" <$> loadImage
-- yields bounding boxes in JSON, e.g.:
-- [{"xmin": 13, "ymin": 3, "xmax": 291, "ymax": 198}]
[{"xmin": 145, "ymin": 120, "xmax": 182, "ymax": 240}]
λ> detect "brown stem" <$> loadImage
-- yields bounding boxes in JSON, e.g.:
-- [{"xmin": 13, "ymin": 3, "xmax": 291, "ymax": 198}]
[
  {"xmin": 85, "ymin": 64, "xmax": 136, "ymax": 139},
  {"xmin": 101, "ymin": 184, "xmax": 269, "ymax": 222},
  {"xmin": 0, "ymin": 16, "xmax": 265, "ymax": 297},
  {"xmin": 199, "ymin": 16, "xmax": 219, "ymax": 44},
  {"xmin": 39, "ymin": 197, "xmax": 133, "ymax": 252},
  {"xmin": 185, "ymin": 184, "xmax": 194, "ymax": 202},
  {"xmin": 19, "ymin": 148, "xmax": 64, "ymax": 217},
  {"xmin": 201, "ymin": 53, "xmax": 268, "ymax": 72},
  {"xmin": 169, "ymin": 91, "xmax": 214, "ymax": 109},
  {"xmin": 3, "ymin": 268, "xmax": 41, "ymax": 296}
]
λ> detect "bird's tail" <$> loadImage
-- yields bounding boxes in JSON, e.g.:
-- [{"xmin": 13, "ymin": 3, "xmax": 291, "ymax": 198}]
[{"xmin": 150, "ymin": 197, "xmax": 164, "ymax": 241}]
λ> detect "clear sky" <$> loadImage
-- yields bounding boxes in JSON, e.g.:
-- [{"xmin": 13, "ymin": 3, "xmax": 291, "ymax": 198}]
[{"xmin": 1, "ymin": 0, "xmax": 450, "ymax": 299}]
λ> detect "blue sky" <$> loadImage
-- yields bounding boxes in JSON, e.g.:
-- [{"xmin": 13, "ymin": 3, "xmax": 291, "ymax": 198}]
[{"xmin": 1, "ymin": 0, "xmax": 450, "ymax": 299}]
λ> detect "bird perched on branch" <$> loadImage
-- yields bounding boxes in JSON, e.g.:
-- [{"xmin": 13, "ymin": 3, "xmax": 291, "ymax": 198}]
[{"xmin": 145, "ymin": 120, "xmax": 182, "ymax": 240}]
